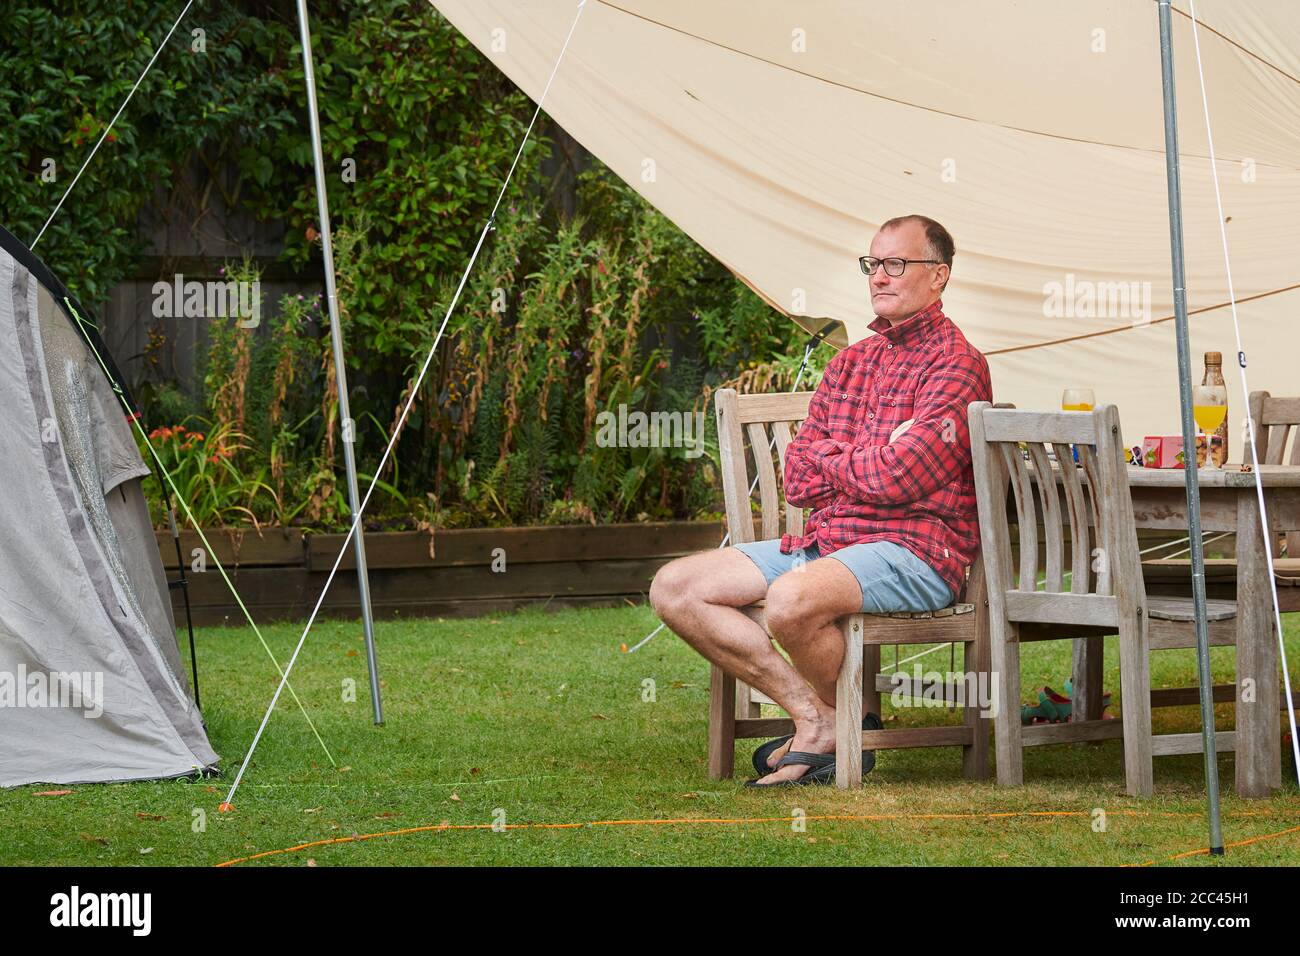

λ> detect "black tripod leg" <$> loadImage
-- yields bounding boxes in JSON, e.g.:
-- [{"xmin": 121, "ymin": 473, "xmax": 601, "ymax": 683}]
[{"xmin": 160, "ymin": 481, "xmax": 200, "ymax": 712}]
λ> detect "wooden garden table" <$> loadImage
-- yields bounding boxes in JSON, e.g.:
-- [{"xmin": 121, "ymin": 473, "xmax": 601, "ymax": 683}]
[{"xmin": 1122, "ymin": 463, "xmax": 1300, "ymax": 798}]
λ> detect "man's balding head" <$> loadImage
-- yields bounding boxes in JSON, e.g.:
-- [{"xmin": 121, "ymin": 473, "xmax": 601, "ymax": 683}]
[
  {"xmin": 867, "ymin": 216, "xmax": 954, "ymax": 324},
  {"xmin": 880, "ymin": 215, "xmax": 954, "ymax": 278}
]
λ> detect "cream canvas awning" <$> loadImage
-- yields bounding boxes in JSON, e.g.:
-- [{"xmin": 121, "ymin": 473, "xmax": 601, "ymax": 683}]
[{"xmin": 428, "ymin": 0, "xmax": 1300, "ymax": 444}]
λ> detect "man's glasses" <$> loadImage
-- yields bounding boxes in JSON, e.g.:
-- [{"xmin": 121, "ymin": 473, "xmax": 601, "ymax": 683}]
[{"xmin": 859, "ymin": 256, "xmax": 940, "ymax": 277}]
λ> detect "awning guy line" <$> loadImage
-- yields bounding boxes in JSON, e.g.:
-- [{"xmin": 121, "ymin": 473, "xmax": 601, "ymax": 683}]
[
  {"xmin": 62, "ymin": 299, "xmax": 335, "ymax": 767},
  {"xmin": 32, "ymin": 0, "xmax": 197, "ymax": 248},
  {"xmin": 1188, "ymin": 0, "xmax": 1300, "ymax": 787},
  {"xmin": 220, "ymin": 0, "xmax": 592, "ymax": 812},
  {"xmin": 985, "ymin": 282, "xmax": 1300, "ymax": 357},
  {"xmin": 595, "ymin": 0, "xmax": 1300, "ymax": 168}
]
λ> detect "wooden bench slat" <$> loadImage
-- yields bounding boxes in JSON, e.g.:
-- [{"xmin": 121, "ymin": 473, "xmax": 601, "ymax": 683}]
[
  {"xmin": 1027, "ymin": 442, "xmax": 1064, "ymax": 592},
  {"xmin": 1002, "ymin": 443, "xmax": 1038, "ymax": 592},
  {"xmin": 746, "ymin": 421, "xmax": 781, "ymax": 541},
  {"xmin": 1054, "ymin": 443, "xmax": 1092, "ymax": 594},
  {"xmin": 1146, "ymin": 595, "xmax": 1237, "ymax": 622},
  {"xmin": 1003, "ymin": 591, "xmax": 1119, "ymax": 626},
  {"xmin": 743, "ymin": 602, "xmax": 975, "ymax": 625},
  {"xmin": 981, "ymin": 409, "xmax": 1099, "ymax": 444}
]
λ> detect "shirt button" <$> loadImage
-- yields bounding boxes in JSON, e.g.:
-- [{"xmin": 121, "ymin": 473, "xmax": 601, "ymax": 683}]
[
  {"xmin": 841, "ymin": 393, "xmax": 847, "ymax": 399},
  {"xmin": 890, "ymin": 400, "xmax": 896, "ymax": 406},
  {"xmin": 821, "ymin": 520, "xmax": 828, "ymax": 527},
  {"xmin": 887, "ymin": 344, "xmax": 894, "ymax": 350},
  {"xmin": 868, "ymin": 413, "xmax": 875, "ymax": 419}
]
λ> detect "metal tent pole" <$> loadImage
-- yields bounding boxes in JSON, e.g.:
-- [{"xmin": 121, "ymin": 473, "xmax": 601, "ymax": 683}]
[
  {"xmin": 166, "ymin": 504, "xmax": 201, "ymax": 712},
  {"xmin": 1156, "ymin": 0, "xmax": 1222, "ymax": 854},
  {"xmin": 295, "ymin": 0, "xmax": 384, "ymax": 725}
]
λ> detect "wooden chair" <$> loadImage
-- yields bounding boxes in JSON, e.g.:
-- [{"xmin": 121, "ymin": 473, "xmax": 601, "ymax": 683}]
[
  {"xmin": 968, "ymin": 402, "xmax": 1238, "ymax": 797},
  {"xmin": 710, "ymin": 387, "xmax": 992, "ymax": 789},
  {"xmin": 1144, "ymin": 390, "xmax": 1300, "ymax": 608}
]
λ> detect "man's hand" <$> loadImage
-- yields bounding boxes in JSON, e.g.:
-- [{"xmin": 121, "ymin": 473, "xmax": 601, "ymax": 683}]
[{"xmin": 890, "ymin": 418, "xmax": 915, "ymax": 443}]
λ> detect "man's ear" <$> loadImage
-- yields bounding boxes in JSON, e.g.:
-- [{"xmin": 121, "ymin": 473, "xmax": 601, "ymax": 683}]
[{"xmin": 934, "ymin": 264, "xmax": 950, "ymax": 293}]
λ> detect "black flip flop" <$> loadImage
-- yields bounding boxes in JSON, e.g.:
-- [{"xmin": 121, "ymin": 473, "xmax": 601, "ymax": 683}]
[
  {"xmin": 751, "ymin": 733, "xmax": 794, "ymax": 777},
  {"xmin": 749, "ymin": 712, "xmax": 884, "ymax": 779},
  {"xmin": 744, "ymin": 750, "xmax": 837, "ymax": 787}
]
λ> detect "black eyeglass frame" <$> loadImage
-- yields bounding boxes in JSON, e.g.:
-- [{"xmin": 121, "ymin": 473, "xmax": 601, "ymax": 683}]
[{"xmin": 858, "ymin": 256, "xmax": 942, "ymax": 277}]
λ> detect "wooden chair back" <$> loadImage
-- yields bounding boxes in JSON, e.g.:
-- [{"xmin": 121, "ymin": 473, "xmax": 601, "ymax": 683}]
[
  {"xmin": 714, "ymin": 388, "xmax": 814, "ymax": 545},
  {"xmin": 1249, "ymin": 390, "xmax": 1300, "ymax": 556},
  {"xmin": 967, "ymin": 402, "xmax": 1146, "ymax": 630},
  {"xmin": 1249, "ymin": 391, "xmax": 1300, "ymax": 465}
]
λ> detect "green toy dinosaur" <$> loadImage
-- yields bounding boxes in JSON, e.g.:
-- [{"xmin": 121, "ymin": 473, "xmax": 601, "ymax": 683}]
[{"xmin": 1020, "ymin": 679, "xmax": 1111, "ymax": 725}]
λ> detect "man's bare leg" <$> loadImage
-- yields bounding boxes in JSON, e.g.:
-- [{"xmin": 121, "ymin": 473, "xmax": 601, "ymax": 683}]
[
  {"xmin": 757, "ymin": 557, "xmax": 864, "ymax": 781},
  {"xmin": 649, "ymin": 549, "xmax": 862, "ymax": 784},
  {"xmin": 766, "ymin": 557, "xmax": 865, "ymax": 705}
]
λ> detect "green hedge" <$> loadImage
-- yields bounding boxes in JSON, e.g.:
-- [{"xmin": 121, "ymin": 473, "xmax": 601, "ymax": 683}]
[{"xmin": 2, "ymin": 1, "xmax": 824, "ymax": 530}]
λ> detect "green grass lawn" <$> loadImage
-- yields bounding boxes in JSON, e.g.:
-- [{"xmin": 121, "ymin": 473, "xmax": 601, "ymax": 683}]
[{"xmin": 3, "ymin": 604, "xmax": 1299, "ymax": 867}]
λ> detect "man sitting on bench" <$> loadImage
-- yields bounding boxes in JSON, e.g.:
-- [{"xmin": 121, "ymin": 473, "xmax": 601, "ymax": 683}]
[{"xmin": 650, "ymin": 215, "xmax": 992, "ymax": 785}]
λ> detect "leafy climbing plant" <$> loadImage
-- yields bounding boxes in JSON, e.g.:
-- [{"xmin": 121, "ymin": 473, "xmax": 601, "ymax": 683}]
[{"xmin": 5, "ymin": 0, "xmax": 813, "ymax": 530}]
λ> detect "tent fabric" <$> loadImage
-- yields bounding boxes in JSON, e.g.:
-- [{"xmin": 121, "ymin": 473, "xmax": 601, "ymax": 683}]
[
  {"xmin": 106, "ymin": 477, "xmax": 186, "ymax": 685},
  {"xmin": 0, "ymin": 227, "xmax": 216, "ymax": 787},
  {"xmin": 429, "ymin": 0, "xmax": 1299, "ymax": 444}
]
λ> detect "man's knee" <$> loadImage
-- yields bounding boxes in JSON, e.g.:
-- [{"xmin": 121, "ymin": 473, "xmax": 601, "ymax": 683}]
[
  {"xmin": 764, "ymin": 573, "xmax": 825, "ymax": 643},
  {"xmin": 649, "ymin": 557, "xmax": 694, "ymax": 620},
  {"xmin": 652, "ymin": 548, "xmax": 770, "ymax": 625}
]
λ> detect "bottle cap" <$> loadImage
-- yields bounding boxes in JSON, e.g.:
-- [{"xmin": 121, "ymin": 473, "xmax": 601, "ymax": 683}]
[{"xmin": 1205, "ymin": 351, "xmax": 1222, "ymax": 364}]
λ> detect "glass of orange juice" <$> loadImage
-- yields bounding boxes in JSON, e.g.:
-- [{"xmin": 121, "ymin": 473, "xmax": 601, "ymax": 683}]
[
  {"xmin": 1061, "ymin": 388, "xmax": 1095, "ymax": 412},
  {"xmin": 1193, "ymin": 383, "xmax": 1227, "ymax": 469},
  {"xmin": 1060, "ymin": 389, "xmax": 1095, "ymax": 463}
]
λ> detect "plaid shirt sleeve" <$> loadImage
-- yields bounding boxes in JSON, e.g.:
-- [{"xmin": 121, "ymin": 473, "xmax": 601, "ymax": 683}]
[
  {"xmin": 781, "ymin": 355, "xmax": 844, "ymax": 510},
  {"xmin": 808, "ymin": 348, "xmax": 991, "ymax": 505}
]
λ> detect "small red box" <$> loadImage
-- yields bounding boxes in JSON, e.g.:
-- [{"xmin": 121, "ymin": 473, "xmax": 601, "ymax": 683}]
[{"xmin": 1142, "ymin": 435, "xmax": 1186, "ymax": 468}]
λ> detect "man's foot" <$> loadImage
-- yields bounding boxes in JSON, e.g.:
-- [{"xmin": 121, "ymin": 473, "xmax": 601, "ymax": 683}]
[
  {"xmin": 750, "ymin": 733, "xmax": 794, "ymax": 776},
  {"xmin": 749, "ymin": 716, "xmax": 836, "ymax": 785},
  {"xmin": 762, "ymin": 736, "xmax": 795, "ymax": 772},
  {"xmin": 751, "ymin": 711, "xmax": 885, "ymax": 783}
]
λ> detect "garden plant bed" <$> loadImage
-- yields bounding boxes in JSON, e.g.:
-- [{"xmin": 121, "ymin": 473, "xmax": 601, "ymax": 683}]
[{"xmin": 157, "ymin": 521, "xmax": 728, "ymax": 625}]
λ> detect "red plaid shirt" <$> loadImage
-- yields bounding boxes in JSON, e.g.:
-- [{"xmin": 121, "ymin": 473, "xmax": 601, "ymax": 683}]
[{"xmin": 780, "ymin": 299, "xmax": 992, "ymax": 597}]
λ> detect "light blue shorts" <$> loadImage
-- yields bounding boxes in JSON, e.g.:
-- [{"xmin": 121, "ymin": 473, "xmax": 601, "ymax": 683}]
[{"xmin": 733, "ymin": 538, "xmax": 953, "ymax": 613}]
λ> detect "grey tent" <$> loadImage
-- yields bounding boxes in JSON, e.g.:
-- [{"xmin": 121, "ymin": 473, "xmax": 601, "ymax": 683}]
[{"xmin": 0, "ymin": 224, "xmax": 217, "ymax": 786}]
